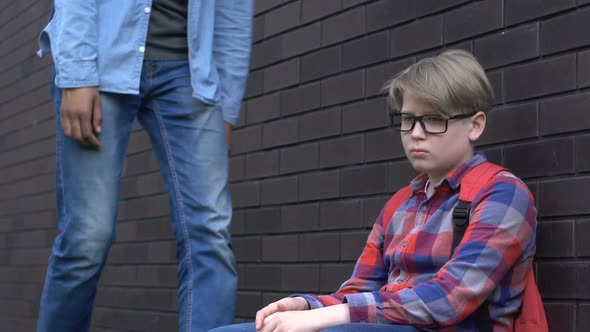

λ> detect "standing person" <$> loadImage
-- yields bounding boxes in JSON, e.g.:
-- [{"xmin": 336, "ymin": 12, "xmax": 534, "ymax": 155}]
[
  {"xmin": 209, "ymin": 50, "xmax": 541, "ymax": 332},
  {"xmin": 36, "ymin": 1, "xmax": 254, "ymax": 331}
]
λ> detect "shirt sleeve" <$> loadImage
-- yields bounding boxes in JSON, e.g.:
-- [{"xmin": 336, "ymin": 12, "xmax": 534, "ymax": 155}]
[
  {"xmin": 293, "ymin": 209, "xmax": 391, "ymax": 310},
  {"xmin": 342, "ymin": 175, "xmax": 537, "ymax": 327},
  {"xmin": 213, "ymin": 1, "xmax": 254, "ymax": 125},
  {"xmin": 46, "ymin": 1, "xmax": 100, "ymax": 88}
]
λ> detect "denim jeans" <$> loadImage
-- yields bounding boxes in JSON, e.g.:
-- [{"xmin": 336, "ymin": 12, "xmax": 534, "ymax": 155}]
[
  {"xmin": 37, "ymin": 61, "xmax": 237, "ymax": 332},
  {"xmin": 208, "ymin": 322, "xmax": 420, "ymax": 332}
]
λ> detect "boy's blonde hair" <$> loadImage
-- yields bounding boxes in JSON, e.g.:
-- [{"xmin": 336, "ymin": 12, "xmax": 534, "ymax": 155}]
[{"xmin": 387, "ymin": 49, "xmax": 494, "ymax": 116}]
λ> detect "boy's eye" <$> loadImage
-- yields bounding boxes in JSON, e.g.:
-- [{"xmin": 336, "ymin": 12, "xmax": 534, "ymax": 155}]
[
  {"xmin": 400, "ymin": 114, "xmax": 414, "ymax": 123},
  {"xmin": 423, "ymin": 115, "xmax": 445, "ymax": 125}
]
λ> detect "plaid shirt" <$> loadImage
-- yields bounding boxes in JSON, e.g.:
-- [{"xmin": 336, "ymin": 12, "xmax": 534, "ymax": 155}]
[{"xmin": 298, "ymin": 154, "xmax": 537, "ymax": 331}]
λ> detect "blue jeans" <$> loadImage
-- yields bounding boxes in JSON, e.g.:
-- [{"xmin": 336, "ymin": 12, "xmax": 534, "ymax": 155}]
[
  {"xmin": 37, "ymin": 61, "xmax": 237, "ymax": 332},
  {"xmin": 208, "ymin": 323, "xmax": 420, "ymax": 332}
]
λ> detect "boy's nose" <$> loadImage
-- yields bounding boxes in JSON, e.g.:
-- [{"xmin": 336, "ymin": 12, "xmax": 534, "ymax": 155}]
[{"xmin": 411, "ymin": 120, "xmax": 426, "ymax": 138}]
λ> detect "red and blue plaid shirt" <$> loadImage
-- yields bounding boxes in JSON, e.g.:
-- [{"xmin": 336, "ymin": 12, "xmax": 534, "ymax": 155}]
[{"xmin": 298, "ymin": 153, "xmax": 537, "ymax": 331}]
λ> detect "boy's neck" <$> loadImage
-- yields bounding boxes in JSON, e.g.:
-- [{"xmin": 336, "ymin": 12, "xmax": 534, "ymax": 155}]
[{"xmin": 426, "ymin": 150, "xmax": 477, "ymax": 191}]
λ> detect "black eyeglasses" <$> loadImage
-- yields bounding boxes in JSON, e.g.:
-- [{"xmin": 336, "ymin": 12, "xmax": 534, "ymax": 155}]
[{"xmin": 389, "ymin": 112, "xmax": 477, "ymax": 134}]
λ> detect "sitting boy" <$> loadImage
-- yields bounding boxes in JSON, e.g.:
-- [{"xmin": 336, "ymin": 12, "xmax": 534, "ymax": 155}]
[{"xmin": 211, "ymin": 50, "xmax": 538, "ymax": 332}]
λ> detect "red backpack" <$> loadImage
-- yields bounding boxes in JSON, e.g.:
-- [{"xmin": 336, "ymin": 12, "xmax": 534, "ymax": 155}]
[{"xmin": 381, "ymin": 161, "xmax": 548, "ymax": 332}]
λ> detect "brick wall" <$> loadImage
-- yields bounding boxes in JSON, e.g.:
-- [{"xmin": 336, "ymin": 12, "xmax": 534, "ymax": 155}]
[{"xmin": 1, "ymin": 0, "xmax": 589, "ymax": 331}]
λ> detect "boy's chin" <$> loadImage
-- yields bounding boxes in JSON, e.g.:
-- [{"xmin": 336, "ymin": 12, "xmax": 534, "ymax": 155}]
[{"xmin": 408, "ymin": 159, "xmax": 431, "ymax": 174}]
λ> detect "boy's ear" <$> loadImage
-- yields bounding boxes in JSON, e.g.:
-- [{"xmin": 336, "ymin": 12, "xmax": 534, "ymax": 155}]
[{"xmin": 468, "ymin": 111, "xmax": 486, "ymax": 143}]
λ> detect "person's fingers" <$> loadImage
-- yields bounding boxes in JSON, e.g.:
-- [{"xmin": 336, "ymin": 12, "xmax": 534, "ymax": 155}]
[
  {"xmin": 80, "ymin": 112, "xmax": 101, "ymax": 148},
  {"xmin": 92, "ymin": 93, "xmax": 102, "ymax": 134},
  {"xmin": 260, "ymin": 313, "xmax": 278, "ymax": 332},
  {"xmin": 255, "ymin": 311, "xmax": 263, "ymax": 330},
  {"xmin": 61, "ymin": 110, "xmax": 72, "ymax": 137},
  {"xmin": 255, "ymin": 307, "xmax": 266, "ymax": 329},
  {"xmin": 69, "ymin": 115, "xmax": 84, "ymax": 145},
  {"xmin": 60, "ymin": 88, "xmax": 102, "ymax": 148},
  {"xmin": 256, "ymin": 303, "xmax": 278, "ymax": 330}
]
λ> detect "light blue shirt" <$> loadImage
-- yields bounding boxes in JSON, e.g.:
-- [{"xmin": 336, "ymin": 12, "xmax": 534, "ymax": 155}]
[{"xmin": 38, "ymin": 0, "xmax": 254, "ymax": 125}]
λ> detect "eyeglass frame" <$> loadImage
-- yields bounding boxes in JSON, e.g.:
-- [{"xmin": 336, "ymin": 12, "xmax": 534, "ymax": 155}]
[{"xmin": 388, "ymin": 111, "xmax": 478, "ymax": 134}]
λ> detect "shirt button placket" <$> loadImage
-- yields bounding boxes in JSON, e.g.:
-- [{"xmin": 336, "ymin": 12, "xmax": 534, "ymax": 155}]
[
  {"xmin": 416, "ymin": 204, "xmax": 426, "ymax": 226},
  {"xmin": 140, "ymin": 6, "xmax": 151, "ymax": 54}
]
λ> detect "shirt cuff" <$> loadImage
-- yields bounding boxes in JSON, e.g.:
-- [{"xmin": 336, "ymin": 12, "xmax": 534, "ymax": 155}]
[
  {"xmin": 289, "ymin": 294, "xmax": 326, "ymax": 310},
  {"xmin": 55, "ymin": 60, "xmax": 99, "ymax": 88},
  {"xmin": 343, "ymin": 293, "xmax": 379, "ymax": 323}
]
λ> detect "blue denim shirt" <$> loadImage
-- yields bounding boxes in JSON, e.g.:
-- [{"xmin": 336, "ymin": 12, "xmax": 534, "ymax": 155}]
[{"xmin": 38, "ymin": 0, "xmax": 254, "ymax": 125}]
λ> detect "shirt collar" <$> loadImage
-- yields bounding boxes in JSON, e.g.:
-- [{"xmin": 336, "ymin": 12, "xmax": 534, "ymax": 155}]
[{"xmin": 409, "ymin": 152, "xmax": 488, "ymax": 193}]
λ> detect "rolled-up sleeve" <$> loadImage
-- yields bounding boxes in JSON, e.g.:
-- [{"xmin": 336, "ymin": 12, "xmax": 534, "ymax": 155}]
[{"xmin": 47, "ymin": 1, "xmax": 99, "ymax": 88}]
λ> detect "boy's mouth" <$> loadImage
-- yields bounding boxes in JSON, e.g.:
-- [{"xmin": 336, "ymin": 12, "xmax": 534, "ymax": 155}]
[{"xmin": 409, "ymin": 148, "xmax": 429, "ymax": 157}]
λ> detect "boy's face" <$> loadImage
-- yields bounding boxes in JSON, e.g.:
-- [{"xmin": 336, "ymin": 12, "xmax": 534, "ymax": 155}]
[{"xmin": 399, "ymin": 93, "xmax": 485, "ymax": 183}]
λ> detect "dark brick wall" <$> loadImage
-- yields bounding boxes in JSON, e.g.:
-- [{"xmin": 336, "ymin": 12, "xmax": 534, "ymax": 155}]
[{"xmin": 1, "ymin": 0, "xmax": 589, "ymax": 331}]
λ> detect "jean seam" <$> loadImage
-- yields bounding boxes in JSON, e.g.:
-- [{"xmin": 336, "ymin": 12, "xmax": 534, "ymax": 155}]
[
  {"xmin": 56, "ymin": 115, "xmax": 65, "ymax": 226},
  {"xmin": 40, "ymin": 112, "xmax": 66, "ymax": 331},
  {"xmin": 151, "ymin": 99, "xmax": 193, "ymax": 332}
]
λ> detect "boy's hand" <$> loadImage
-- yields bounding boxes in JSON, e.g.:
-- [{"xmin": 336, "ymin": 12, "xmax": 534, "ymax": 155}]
[
  {"xmin": 258, "ymin": 310, "xmax": 322, "ymax": 332},
  {"xmin": 61, "ymin": 87, "xmax": 102, "ymax": 149},
  {"xmin": 255, "ymin": 297, "xmax": 309, "ymax": 330},
  {"xmin": 258, "ymin": 303, "xmax": 351, "ymax": 332}
]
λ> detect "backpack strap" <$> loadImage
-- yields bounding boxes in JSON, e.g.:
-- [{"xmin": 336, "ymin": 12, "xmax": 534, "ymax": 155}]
[
  {"xmin": 452, "ymin": 161, "xmax": 507, "ymax": 332},
  {"xmin": 450, "ymin": 200, "xmax": 471, "ymax": 258},
  {"xmin": 452, "ymin": 162, "xmax": 507, "ymax": 256},
  {"xmin": 458, "ymin": 161, "xmax": 507, "ymax": 202}
]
